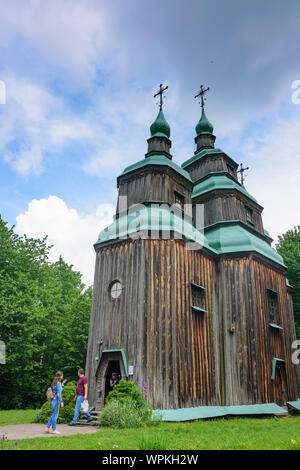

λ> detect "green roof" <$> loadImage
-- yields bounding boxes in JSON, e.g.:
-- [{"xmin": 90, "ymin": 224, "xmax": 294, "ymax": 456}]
[
  {"xmin": 150, "ymin": 109, "xmax": 170, "ymax": 138},
  {"xmin": 205, "ymin": 221, "xmax": 286, "ymax": 267},
  {"xmin": 182, "ymin": 147, "xmax": 231, "ymax": 169},
  {"xmin": 152, "ymin": 403, "xmax": 287, "ymax": 421},
  {"xmin": 286, "ymin": 278, "xmax": 293, "ymax": 288},
  {"xmin": 195, "ymin": 108, "xmax": 214, "ymax": 135},
  {"xmin": 120, "ymin": 153, "xmax": 193, "ymax": 183},
  {"xmin": 192, "ymin": 172, "xmax": 258, "ymax": 204},
  {"xmin": 95, "ymin": 204, "xmax": 210, "ymax": 249},
  {"xmin": 95, "ymin": 202, "xmax": 285, "ymax": 268},
  {"xmin": 95, "ymin": 209, "xmax": 286, "ymax": 268}
]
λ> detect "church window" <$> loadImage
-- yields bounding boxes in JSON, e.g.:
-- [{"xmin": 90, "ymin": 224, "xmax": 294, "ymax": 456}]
[
  {"xmin": 191, "ymin": 282, "xmax": 207, "ymax": 313},
  {"xmin": 174, "ymin": 191, "xmax": 185, "ymax": 210},
  {"xmin": 245, "ymin": 206, "xmax": 254, "ymax": 225},
  {"xmin": 227, "ymin": 163, "xmax": 235, "ymax": 175},
  {"xmin": 267, "ymin": 289, "xmax": 278, "ymax": 323},
  {"xmin": 109, "ymin": 280, "xmax": 123, "ymax": 299}
]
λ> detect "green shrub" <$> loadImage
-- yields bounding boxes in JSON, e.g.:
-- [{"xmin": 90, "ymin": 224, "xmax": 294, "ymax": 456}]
[
  {"xmin": 105, "ymin": 380, "xmax": 145, "ymax": 408},
  {"xmin": 35, "ymin": 381, "xmax": 80, "ymax": 424},
  {"xmin": 99, "ymin": 397, "xmax": 153, "ymax": 429}
]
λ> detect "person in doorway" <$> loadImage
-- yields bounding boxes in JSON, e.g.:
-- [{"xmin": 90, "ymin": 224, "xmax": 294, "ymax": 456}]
[
  {"xmin": 45, "ymin": 371, "xmax": 67, "ymax": 434},
  {"xmin": 110, "ymin": 372, "xmax": 120, "ymax": 389},
  {"xmin": 68, "ymin": 369, "xmax": 93, "ymax": 425}
]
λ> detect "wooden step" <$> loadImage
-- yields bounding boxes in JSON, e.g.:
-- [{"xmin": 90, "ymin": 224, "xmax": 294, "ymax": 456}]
[{"xmin": 76, "ymin": 420, "xmax": 98, "ymax": 426}]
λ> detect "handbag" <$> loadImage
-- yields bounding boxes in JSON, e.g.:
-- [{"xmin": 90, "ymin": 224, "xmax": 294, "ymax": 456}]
[{"xmin": 80, "ymin": 399, "xmax": 89, "ymax": 413}]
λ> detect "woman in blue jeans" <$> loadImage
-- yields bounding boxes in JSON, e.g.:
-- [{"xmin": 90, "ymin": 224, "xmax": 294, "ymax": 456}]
[{"xmin": 45, "ymin": 371, "xmax": 66, "ymax": 434}]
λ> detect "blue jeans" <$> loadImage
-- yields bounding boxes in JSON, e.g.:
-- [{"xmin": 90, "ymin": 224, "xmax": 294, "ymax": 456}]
[
  {"xmin": 46, "ymin": 398, "xmax": 60, "ymax": 430},
  {"xmin": 71, "ymin": 396, "xmax": 92, "ymax": 424}
]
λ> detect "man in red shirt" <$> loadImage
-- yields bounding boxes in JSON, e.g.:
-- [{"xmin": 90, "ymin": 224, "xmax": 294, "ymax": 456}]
[{"xmin": 68, "ymin": 369, "xmax": 93, "ymax": 425}]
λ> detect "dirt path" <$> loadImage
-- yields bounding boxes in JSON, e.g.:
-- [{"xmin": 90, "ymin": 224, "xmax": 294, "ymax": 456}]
[{"xmin": 0, "ymin": 423, "xmax": 99, "ymax": 441}]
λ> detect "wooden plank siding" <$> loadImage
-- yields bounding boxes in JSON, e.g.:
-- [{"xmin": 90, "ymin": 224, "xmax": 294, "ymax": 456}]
[
  {"xmin": 86, "ymin": 237, "xmax": 298, "ymax": 410},
  {"xmin": 251, "ymin": 258, "xmax": 298, "ymax": 403},
  {"xmin": 117, "ymin": 168, "xmax": 193, "ymax": 216},
  {"xmin": 193, "ymin": 193, "xmax": 264, "ymax": 235}
]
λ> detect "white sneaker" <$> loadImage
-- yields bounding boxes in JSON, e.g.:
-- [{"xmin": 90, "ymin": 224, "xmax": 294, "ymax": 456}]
[{"xmin": 52, "ymin": 430, "xmax": 60, "ymax": 435}]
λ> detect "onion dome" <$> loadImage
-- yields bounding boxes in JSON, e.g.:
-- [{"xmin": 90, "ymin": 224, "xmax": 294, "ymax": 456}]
[
  {"xmin": 195, "ymin": 109, "xmax": 214, "ymax": 135},
  {"xmin": 150, "ymin": 109, "xmax": 171, "ymax": 138}
]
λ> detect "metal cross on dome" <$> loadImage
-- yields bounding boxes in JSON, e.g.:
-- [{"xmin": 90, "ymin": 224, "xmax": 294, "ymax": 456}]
[
  {"xmin": 194, "ymin": 84, "xmax": 210, "ymax": 109},
  {"xmin": 154, "ymin": 83, "xmax": 168, "ymax": 111},
  {"xmin": 237, "ymin": 163, "xmax": 249, "ymax": 185}
]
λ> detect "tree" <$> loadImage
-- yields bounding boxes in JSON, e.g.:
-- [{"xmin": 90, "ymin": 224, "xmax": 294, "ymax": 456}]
[
  {"xmin": 0, "ymin": 217, "xmax": 92, "ymax": 409},
  {"xmin": 276, "ymin": 226, "xmax": 300, "ymax": 338}
]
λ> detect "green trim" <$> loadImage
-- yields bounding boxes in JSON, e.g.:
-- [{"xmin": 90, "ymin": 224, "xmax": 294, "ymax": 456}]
[
  {"xmin": 286, "ymin": 278, "xmax": 293, "ymax": 289},
  {"xmin": 204, "ymin": 220, "xmax": 286, "ymax": 268},
  {"xmin": 269, "ymin": 323, "xmax": 283, "ymax": 330},
  {"xmin": 107, "ymin": 279, "xmax": 124, "ymax": 292},
  {"xmin": 271, "ymin": 357, "xmax": 285, "ymax": 381},
  {"xmin": 182, "ymin": 147, "xmax": 238, "ymax": 170},
  {"xmin": 95, "ymin": 207, "xmax": 286, "ymax": 269},
  {"xmin": 152, "ymin": 403, "xmax": 287, "ymax": 421},
  {"xmin": 119, "ymin": 153, "xmax": 192, "ymax": 183},
  {"xmin": 192, "ymin": 172, "xmax": 258, "ymax": 204},
  {"xmin": 96, "ymin": 348, "xmax": 128, "ymax": 377},
  {"xmin": 182, "ymin": 147, "xmax": 224, "ymax": 169},
  {"xmin": 95, "ymin": 203, "xmax": 210, "ymax": 250},
  {"xmin": 191, "ymin": 282, "xmax": 206, "ymax": 291},
  {"xmin": 192, "ymin": 305, "xmax": 207, "ymax": 313},
  {"xmin": 287, "ymin": 400, "xmax": 300, "ymax": 412}
]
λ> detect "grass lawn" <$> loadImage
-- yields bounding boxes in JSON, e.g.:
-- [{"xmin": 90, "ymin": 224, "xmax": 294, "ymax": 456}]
[
  {"xmin": 0, "ymin": 409, "xmax": 37, "ymax": 426},
  {"xmin": 1, "ymin": 412, "xmax": 300, "ymax": 450}
]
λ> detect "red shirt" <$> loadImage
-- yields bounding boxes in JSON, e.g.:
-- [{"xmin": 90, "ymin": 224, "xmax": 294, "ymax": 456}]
[{"xmin": 76, "ymin": 376, "xmax": 88, "ymax": 396}]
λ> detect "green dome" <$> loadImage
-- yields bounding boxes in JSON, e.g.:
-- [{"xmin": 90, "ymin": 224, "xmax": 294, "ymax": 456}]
[
  {"xmin": 150, "ymin": 110, "xmax": 171, "ymax": 138},
  {"xmin": 195, "ymin": 109, "xmax": 214, "ymax": 135}
]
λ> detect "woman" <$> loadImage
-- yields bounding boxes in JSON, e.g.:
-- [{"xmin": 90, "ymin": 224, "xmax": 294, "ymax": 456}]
[
  {"xmin": 45, "ymin": 371, "xmax": 67, "ymax": 434},
  {"xmin": 109, "ymin": 372, "xmax": 120, "ymax": 389}
]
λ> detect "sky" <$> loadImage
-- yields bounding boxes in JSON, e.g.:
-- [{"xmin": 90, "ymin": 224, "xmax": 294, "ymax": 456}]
[{"xmin": 0, "ymin": 0, "xmax": 300, "ymax": 286}]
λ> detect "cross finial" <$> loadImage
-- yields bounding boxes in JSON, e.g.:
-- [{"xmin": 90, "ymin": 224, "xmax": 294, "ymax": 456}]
[
  {"xmin": 237, "ymin": 163, "xmax": 249, "ymax": 185},
  {"xmin": 154, "ymin": 83, "xmax": 168, "ymax": 111},
  {"xmin": 194, "ymin": 85, "xmax": 210, "ymax": 109}
]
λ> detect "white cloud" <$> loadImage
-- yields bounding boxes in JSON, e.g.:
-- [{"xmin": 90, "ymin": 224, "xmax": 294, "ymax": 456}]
[
  {"xmin": 243, "ymin": 114, "xmax": 300, "ymax": 241},
  {"xmin": 0, "ymin": 75, "xmax": 101, "ymax": 176},
  {"xmin": 0, "ymin": 0, "xmax": 111, "ymax": 83},
  {"xmin": 15, "ymin": 195, "xmax": 115, "ymax": 286}
]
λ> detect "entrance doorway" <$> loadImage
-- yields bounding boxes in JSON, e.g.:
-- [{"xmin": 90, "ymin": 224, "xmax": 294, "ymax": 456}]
[
  {"xmin": 95, "ymin": 349, "xmax": 128, "ymax": 410},
  {"xmin": 104, "ymin": 360, "xmax": 121, "ymax": 399}
]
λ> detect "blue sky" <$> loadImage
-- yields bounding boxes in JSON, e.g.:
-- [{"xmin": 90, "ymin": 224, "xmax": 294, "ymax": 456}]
[{"xmin": 0, "ymin": 0, "xmax": 300, "ymax": 285}]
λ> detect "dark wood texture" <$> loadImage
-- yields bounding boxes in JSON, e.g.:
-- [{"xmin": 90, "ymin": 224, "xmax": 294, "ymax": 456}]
[
  {"xmin": 117, "ymin": 167, "xmax": 193, "ymax": 215},
  {"xmin": 86, "ymin": 237, "xmax": 298, "ymax": 410}
]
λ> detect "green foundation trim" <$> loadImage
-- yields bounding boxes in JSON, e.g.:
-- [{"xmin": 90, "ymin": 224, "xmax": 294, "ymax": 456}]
[{"xmin": 152, "ymin": 403, "xmax": 287, "ymax": 421}]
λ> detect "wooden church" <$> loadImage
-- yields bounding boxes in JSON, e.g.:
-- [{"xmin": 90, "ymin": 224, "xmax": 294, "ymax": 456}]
[{"xmin": 86, "ymin": 85, "xmax": 300, "ymax": 417}]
